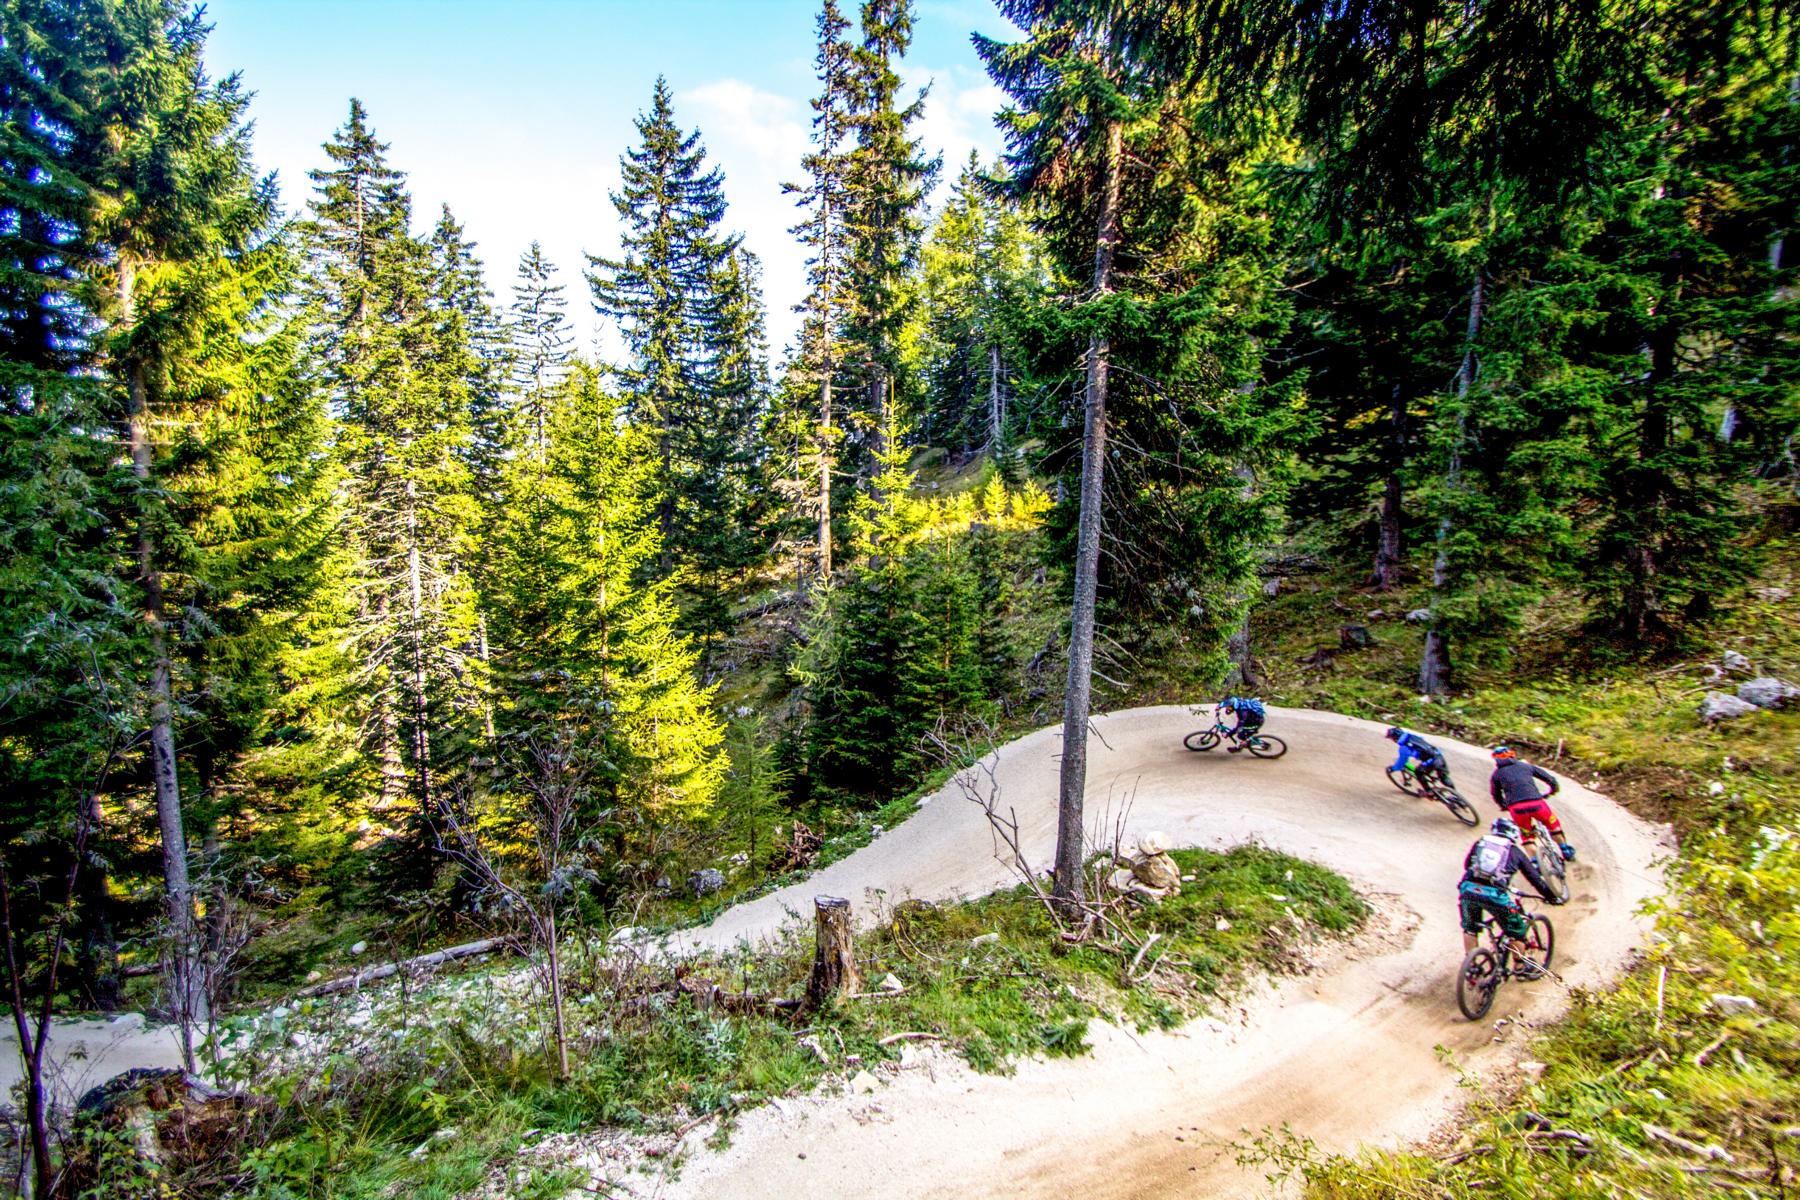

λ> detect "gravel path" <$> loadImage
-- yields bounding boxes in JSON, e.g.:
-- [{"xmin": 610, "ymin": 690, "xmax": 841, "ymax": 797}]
[{"xmin": 651, "ymin": 704, "xmax": 1669, "ymax": 1199}]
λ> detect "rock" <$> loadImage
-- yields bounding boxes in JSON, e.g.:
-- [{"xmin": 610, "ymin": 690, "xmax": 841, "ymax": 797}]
[
  {"xmin": 849, "ymin": 1069, "xmax": 879, "ymax": 1095},
  {"xmin": 970, "ymin": 932, "xmax": 1000, "ymax": 947},
  {"xmin": 1405, "ymin": 608, "xmax": 1432, "ymax": 623},
  {"xmin": 1339, "ymin": 624, "xmax": 1376, "ymax": 649},
  {"xmin": 1710, "ymin": 993, "xmax": 1759, "ymax": 1015},
  {"xmin": 608, "ymin": 925, "xmax": 640, "ymax": 947},
  {"xmin": 1215, "ymin": 917, "xmax": 1232, "ymax": 932},
  {"xmin": 687, "ymin": 868, "xmax": 726, "ymax": 896},
  {"xmin": 1721, "ymin": 650, "xmax": 1753, "ymax": 674},
  {"xmin": 1519, "ymin": 1061, "xmax": 1547, "ymax": 1081},
  {"xmin": 67, "ymin": 1069, "xmax": 268, "ymax": 1188},
  {"xmin": 1365, "ymin": 609, "xmax": 1387, "ymax": 620},
  {"xmin": 349, "ymin": 940, "xmax": 368, "ymax": 956},
  {"xmin": 1737, "ymin": 677, "xmax": 1800, "ymax": 709},
  {"xmin": 1699, "ymin": 692, "xmax": 1759, "ymax": 723},
  {"xmin": 878, "ymin": 973, "xmax": 904, "ymax": 993},
  {"xmin": 1262, "ymin": 578, "xmax": 1281, "ymax": 598}
]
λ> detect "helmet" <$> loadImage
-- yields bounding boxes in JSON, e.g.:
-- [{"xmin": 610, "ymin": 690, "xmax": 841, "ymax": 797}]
[
  {"xmin": 1491, "ymin": 816, "xmax": 1521, "ymax": 840},
  {"xmin": 1491, "ymin": 745, "xmax": 1517, "ymax": 761},
  {"xmin": 1385, "ymin": 727, "xmax": 1402, "ymax": 740}
]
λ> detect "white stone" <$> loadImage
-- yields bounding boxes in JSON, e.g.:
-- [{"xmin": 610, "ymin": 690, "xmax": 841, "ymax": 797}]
[
  {"xmin": 1738, "ymin": 677, "xmax": 1800, "ymax": 709},
  {"xmin": 1699, "ymin": 692, "xmax": 1758, "ymax": 723},
  {"xmin": 849, "ymin": 1069, "xmax": 879, "ymax": 1095},
  {"xmin": 970, "ymin": 932, "xmax": 1000, "ymax": 946},
  {"xmin": 1710, "ymin": 993, "xmax": 1759, "ymax": 1015},
  {"xmin": 1215, "ymin": 917, "xmax": 1232, "ymax": 932},
  {"xmin": 349, "ymin": 941, "xmax": 368, "ymax": 956}
]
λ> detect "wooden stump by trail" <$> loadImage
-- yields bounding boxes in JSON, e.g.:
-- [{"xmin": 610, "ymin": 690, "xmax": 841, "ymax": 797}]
[{"xmin": 806, "ymin": 896, "xmax": 859, "ymax": 1008}]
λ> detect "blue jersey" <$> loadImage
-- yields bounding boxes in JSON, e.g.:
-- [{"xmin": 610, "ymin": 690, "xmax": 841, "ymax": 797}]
[
  {"xmin": 1222, "ymin": 697, "xmax": 1265, "ymax": 719},
  {"xmin": 1391, "ymin": 729, "xmax": 1444, "ymax": 773}
]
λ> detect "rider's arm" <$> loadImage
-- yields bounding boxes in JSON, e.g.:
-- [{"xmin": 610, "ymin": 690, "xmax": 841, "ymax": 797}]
[
  {"xmin": 1512, "ymin": 845, "xmax": 1555, "ymax": 900},
  {"xmin": 1489, "ymin": 773, "xmax": 1504, "ymax": 806},
  {"xmin": 1532, "ymin": 764, "xmax": 1561, "ymax": 796},
  {"xmin": 1391, "ymin": 745, "xmax": 1411, "ymax": 773}
]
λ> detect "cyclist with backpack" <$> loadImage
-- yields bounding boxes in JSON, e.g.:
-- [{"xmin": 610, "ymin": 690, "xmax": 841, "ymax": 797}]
[
  {"xmin": 1218, "ymin": 696, "xmax": 1266, "ymax": 753},
  {"xmin": 1385, "ymin": 727, "xmax": 1454, "ymax": 790},
  {"xmin": 1489, "ymin": 746, "xmax": 1576, "ymax": 861},
  {"xmin": 1460, "ymin": 816, "xmax": 1565, "ymax": 959}
]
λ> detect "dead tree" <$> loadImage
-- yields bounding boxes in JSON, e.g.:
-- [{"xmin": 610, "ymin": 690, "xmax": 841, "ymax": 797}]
[
  {"xmin": 439, "ymin": 727, "xmax": 594, "ymax": 1081},
  {"xmin": 805, "ymin": 896, "xmax": 859, "ymax": 1008}
]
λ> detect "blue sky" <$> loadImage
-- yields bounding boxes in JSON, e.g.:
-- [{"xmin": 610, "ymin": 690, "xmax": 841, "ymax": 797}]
[{"xmin": 205, "ymin": 0, "xmax": 1020, "ymax": 357}]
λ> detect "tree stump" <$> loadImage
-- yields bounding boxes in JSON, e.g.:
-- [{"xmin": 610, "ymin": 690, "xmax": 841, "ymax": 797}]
[{"xmin": 806, "ymin": 896, "xmax": 859, "ymax": 1008}]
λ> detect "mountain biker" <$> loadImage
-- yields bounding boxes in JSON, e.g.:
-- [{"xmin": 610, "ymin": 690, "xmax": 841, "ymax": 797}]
[
  {"xmin": 1489, "ymin": 746, "xmax": 1576, "ymax": 861},
  {"xmin": 1460, "ymin": 816, "xmax": 1564, "ymax": 963},
  {"xmin": 1385, "ymin": 727, "xmax": 1454, "ymax": 790},
  {"xmin": 1218, "ymin": 696, "xmax": 1266, "ymax": 753}
]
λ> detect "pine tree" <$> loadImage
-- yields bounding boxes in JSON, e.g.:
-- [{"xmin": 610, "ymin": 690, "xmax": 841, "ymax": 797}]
[
  {"xmin": 304, "ymin": 102, "xmax": 483, "ymax": 854},
  {"xmin": 430, "ymin": 206, "xmax": 509, "ymax": 505},
  {"xmin": 842, "ymin": 0, "xmax": 938, "ymax": 468},
  {"xmin": 507, "ymin": 241, "xmax": 574, "ymax": 465},
  {"xmin": 920, "ymin": 153, "xmax": 1047, "ymax": 455},
  {"xmin": 786, "ymin": 0, "xmax": 859, "ymax": 579},
  {"xmin": 488, "ymin": 364, "xmax": 725, "ymax": 844},
  {"xmin": 587, "ymin": 78, "xmax": 740, "ymax": 583}
]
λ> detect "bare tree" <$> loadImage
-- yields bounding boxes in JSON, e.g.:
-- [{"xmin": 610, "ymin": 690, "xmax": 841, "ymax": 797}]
[
  {"xmin": 440, "ymin": 727, "xmax": 595, "ymax": 1081},
  {"xmin": 1, "ymin": 734, "xmax": 126, "ymax": 1198}
]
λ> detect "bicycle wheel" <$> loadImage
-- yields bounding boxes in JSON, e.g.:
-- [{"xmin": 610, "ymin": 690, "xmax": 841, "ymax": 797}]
[
  {"xmin": 1457, "ymin": 947, "xmax": 1500, "ymax": 1020},
  {"xmin": 1535, "ymin": 840, "xmax": 1569, "ymax": 903},
  {"xmin": 1386, "ymin": 766, "xmax": 1424, "ymax": 796},
  {"xmin": 1427, "ymin": 780, "xmax": 1480, "ymax": 827},
  {"xmin": 1246, "ymin": 734, "xmax": 1287, "ymax": 759},
  {"xmin": 1184, "ymin": 729, "xmax": 1220, "ymax": 752},
  {"xmin": 1520, "ymin": 914, "xmax": 1555, "ymax": 975}
]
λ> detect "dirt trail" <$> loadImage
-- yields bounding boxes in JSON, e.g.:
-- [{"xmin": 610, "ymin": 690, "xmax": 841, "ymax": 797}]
[{"xmin": 653, "ymin": 705, "xmax": 1668, "ymax": 1199}]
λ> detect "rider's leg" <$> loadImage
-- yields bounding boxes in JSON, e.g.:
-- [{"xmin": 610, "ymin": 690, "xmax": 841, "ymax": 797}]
[{"xmin": 1459, "ymin": 894, "xmax": 1485, "ymax": 954}]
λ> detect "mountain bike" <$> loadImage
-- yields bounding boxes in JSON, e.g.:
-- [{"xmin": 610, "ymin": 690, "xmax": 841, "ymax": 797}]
[
  {"xmin": 1517, "ymin": 817, "xmax": 1570, "ymax": 903},
  {"xmin": 1456, "ymin": 895, "xmax": 1556, "ymax": 1021},
  {"xmin": 1183, "ymin": 719, "xmax": 1287, "ymax": 758},
  {"xmin": 1386, "ymin": 763, "xmax": 1479, "ymax": 827}
]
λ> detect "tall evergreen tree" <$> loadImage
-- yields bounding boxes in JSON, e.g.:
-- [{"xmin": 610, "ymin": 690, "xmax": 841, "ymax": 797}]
[
  {"xmin": 786, "ymin": 0, "xmax": 859, "ymax": 580},
  {"xmin": 488, "ymin": 364, "xmax": 725, "ymax": 841},
  {"xmin": 304, "ymin": 102, "xmax": 483, "ymax": 856},
  {"xmin": 507, "ymin": 240, "xmax": 574, "ymax": 464},
  {"xmin": 842, "ymin": 0, "xmax": 938, "ymax": 464},
  {"xmin": 919, "ymin": 153, "xmax": 1047, "ymax": 454},
  {"xmin": 587, "ymin": 78, "xmax": 743, "ymax": 589}
]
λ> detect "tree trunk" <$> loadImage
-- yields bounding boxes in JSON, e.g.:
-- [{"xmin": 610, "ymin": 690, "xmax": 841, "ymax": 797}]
[
  {"xmin": 74, "ymin": 790, "xmax": 120, "ymax": 1012},
  {"xmin": 818, "ymin": 371, "xmax": 834, "ymax": 579},
  {"xmin": 405, "ymin": 480, "xmax": 434, "ymax": 814},
  {"xmin": 1420, "ymin": 270, "xmax": 1486, "ymax": 696},
  {"xmin": 1623, "ymin": 327, "xmax": 1676, "ymax": 641},
  {"xmin": 120, "ymin": 258, "xmax": 206, "ymax": 1068},
  {"xmin": 545, "ymin": 908, "xmax": 568, "ymax": 1081},
  {"xmin": 1053, "ymin": 117, "xmax": 1123, "ymax": 910},
  {"xmin": 1371, "ymin": 384, "xmax": 1406, "ymax": 590},
  {"xmin": 988, "ymin": 342, "xmax": 1003, "ymax": 450},
  {"xmin": 805, "ymin": 895, "xmax": 859, "ymax": 1007}
]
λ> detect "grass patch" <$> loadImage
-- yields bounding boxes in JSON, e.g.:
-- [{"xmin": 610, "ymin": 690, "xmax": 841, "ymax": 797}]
[{"xmin": 181, "ymin": 846, "xmax": 1363, "ymax": 1199}]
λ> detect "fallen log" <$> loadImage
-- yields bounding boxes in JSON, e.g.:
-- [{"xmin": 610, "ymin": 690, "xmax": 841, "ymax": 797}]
[{"xmin": 294, "ymin": 936, "xmax": 511, "ymax": 999}]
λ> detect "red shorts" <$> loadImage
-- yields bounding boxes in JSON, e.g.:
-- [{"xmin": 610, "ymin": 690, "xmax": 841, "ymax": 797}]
[{"xmin": 1506, "ymin": 797, "xmax": 1562, "ymax": 839}]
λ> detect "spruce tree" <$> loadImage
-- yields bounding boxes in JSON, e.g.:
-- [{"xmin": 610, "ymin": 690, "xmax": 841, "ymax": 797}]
[
  {"xmin": 507, "ymin": 241, "xmax": 574, "ymax": 465},
  {"xmin": 488, "ymin": 364, "xmax": 725, "ymax": 842},
  {"xmin": 304, "ymin": 102, "xmax": 483, "ymax": 854},
  {"xmin": 587, "ymin": 78, "xmax": 741, "ymax": 586},
  {"xmin": 786, "ymin": 0, "xmax": 859, "ymax": 579},
  {"xmin": 842, "ymin": 0, "xmax": 938, "ymax": 467}
]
